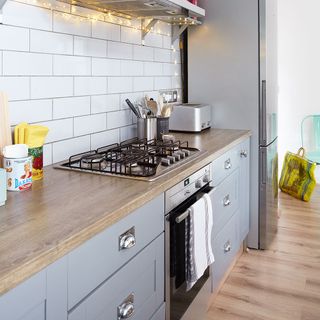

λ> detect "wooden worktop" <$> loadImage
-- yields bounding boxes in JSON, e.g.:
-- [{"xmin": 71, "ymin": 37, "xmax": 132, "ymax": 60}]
[{"xmin": 0, "ymin": 129, "xmax": 251, "ymax": 296}]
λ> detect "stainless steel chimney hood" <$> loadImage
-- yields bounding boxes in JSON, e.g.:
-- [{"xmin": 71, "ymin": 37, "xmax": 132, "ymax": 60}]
[
  {"xmin": 57, "ymin": 0, "xmax": 205, "ymax": 20},
  {"xmin": 0, "ymin": 0, "xmax": 205, "ymax": 41}
]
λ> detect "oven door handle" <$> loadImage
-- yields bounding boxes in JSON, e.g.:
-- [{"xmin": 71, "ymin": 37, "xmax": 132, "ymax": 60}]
[
  {"xmin": 175, "ymin": 209, "xmax": 191, "ymax": 224},
  {"xmin": 175, "ymin": 187, "xmax": 216, "ymax": 224}
]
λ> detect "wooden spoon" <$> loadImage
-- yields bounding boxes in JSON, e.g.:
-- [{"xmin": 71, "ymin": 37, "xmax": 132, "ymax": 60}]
[{"xmin": 0, "ymin": 92, "xmax": 12, "ymax": 167}]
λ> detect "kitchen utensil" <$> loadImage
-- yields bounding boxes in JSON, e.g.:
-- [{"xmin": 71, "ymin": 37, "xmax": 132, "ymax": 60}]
[
  {"xmin": 3, "ymin": 156, "xmax": 32, "ymax": 191},
  {"xmin": 0, "ymin": 92, "xmax": 12, "ymax": 166},
  {"xmin": 0, "ymin": 168, "xmax": 7, "ymax": 206},
  {"xmin": 3, "ymin": 144, "xmax": 28, "ymax": 159},
  {"xmin": 137, "ymin": 118, "xmax": 157, "ymax": 140},
  {"xmin": 157, "ymin": 117, "xmax": 170, "ymax": 140},
  {"xmin": 146, "ymin": 100, "xmax": 158, "ymax": 116},
  {"xmin": 160, "ymin": 104, "xmax": 173, "ymax": 118},
  {"xmin": 125, "ymin": 99, "xmax": 140, "ymax": 118},
  {"xmin": 158, "ymin": 95, "xmax": 164, "ymax": 115}
]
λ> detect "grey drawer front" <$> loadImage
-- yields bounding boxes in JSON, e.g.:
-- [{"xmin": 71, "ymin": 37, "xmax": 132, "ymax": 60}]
[
  {"xmin": 0, "ymin": 270, "xmax": 46, "ymax": 320},
  {"xmin": 68, "ymin": 234, "xmax": 164, "ymax": 320},
  {"xmin": 68, "ymin": 194, "xmax": 164, "ymax": 309},
  {"xmin": 150, "ymin": 304, "xmax": 165, "ymax": 320},
  {"xmin": 210, "ymin": 169, "xmax": 239, "ymax": 236},
  {"xmin": 212, "ymin": 212, "xmax": 240, "ymax": 291},
  {"xmin": 212, "ymin": 147, "xmax": 240, "ymax": 187},
  {"xmin": 20, "ymin": 302, "xmax": 45, "ymax": 320}
]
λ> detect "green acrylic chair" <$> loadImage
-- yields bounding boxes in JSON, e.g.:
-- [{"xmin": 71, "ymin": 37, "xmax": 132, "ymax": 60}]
[{"xmin": 301, "ymin": 115, "xmax": 320, "ymax": 164}]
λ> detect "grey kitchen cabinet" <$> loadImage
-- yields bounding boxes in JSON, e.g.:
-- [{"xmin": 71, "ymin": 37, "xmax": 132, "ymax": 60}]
[
  {"xmin": 68, "ymin": 234, "xmax": 164, "ymax": 320},
  {"xmin": 67, "ymin": 194, "xmax": 164, "ymax": 309},
  {"xmin": 211, "ymin": 137, "xmax": 250, "ymax": 291},
  {"xmin": 0, "ymin": 194, "xmax": 165, "ymax": 320},
  {"xmin": 0, "ymin": 256, "xmax": 68, "ymax": 320},
  {"xmin": 212, "ymin": 211, "xmax": 240, "ymax": 292}
]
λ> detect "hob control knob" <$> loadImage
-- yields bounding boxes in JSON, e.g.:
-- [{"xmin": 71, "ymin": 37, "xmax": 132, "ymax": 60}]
[
  {"xmin": 195, "ymin": 179, "xmax": 203, "ymax": 189},
  {"xmin": 203, "ymin": 174, "xmax": 210, "ymax": 183}
]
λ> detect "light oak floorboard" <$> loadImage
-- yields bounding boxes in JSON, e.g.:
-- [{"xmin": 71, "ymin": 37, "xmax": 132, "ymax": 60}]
[{"xmin": 206, "ymin": 186, "xmax": 320, "ymax": 320}]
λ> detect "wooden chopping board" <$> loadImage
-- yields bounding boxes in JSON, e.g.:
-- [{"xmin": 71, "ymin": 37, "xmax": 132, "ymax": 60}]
[{"xmin": 0, "ymin": 92, "xmax": 12, "ymax": 167}]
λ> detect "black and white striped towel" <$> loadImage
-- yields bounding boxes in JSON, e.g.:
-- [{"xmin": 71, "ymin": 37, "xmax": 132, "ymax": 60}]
[{"xmin": 186, "ymin": 193, "xmax": 214, "ymax": 291}]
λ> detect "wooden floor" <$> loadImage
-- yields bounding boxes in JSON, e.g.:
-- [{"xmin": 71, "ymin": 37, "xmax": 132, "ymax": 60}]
[{"xmin": 206, "ymin": 187, "xmax": 320, "ymax": 320}]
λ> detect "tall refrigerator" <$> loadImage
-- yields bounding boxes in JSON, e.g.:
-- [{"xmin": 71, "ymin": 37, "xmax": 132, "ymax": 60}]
[{"xmin": 188, "ymin": 0, "xmax": 278, "ymax": 249}]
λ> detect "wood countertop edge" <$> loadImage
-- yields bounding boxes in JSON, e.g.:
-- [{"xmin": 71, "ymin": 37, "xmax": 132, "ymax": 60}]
[{"xmin": 0, "ymin": 131, "xmax": 251, "ymax": 296}]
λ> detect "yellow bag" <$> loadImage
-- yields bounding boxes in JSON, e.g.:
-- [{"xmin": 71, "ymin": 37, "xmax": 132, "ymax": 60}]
[{"xmin": 279, "ymin": 148, "xmax": 317, "ymax": 202}]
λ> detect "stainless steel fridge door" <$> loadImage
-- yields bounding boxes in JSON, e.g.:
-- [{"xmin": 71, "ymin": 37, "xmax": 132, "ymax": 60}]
[
  {"xmin": 259, "ymin": 138, "xmax": 278, "ymax": 249},
  {"xmin": 259, "ymin": 0, "xmax": 278, "ymax": 146}
]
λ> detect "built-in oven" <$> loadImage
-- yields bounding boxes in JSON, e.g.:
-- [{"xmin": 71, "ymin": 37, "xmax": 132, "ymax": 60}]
[{"xmin": 164, "ymin": 164, "xmax": 213, "ymax": 320}]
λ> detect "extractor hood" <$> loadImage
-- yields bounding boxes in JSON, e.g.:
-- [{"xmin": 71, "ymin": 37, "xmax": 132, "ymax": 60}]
[
  {"xmin": 57, "ymin": 0, "xmax": 205, "ymax": 20},
  {"xmin": 0, "ymin": 0, "xmax": 205, "ymax": 40}
]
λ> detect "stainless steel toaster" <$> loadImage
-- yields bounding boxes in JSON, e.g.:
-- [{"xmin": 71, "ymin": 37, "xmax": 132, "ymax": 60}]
[{"xmin": 169, "ymin": 103, "xmax": 212, "ymax": 132}]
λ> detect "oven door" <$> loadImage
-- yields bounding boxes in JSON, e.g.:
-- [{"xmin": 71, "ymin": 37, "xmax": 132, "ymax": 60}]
[{"xmin": 165, "ymin": 185, "xmax": 214, "ymax": 320}]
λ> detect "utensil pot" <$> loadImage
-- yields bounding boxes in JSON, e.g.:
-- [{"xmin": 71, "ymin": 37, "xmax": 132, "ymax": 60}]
[
  {"xmin": 137, "ymin": 118, "xmax": 157, "ymax": 140},
  {"xmin": 157, "ymin": 117, "xmax": 170, "ymax": 140}
]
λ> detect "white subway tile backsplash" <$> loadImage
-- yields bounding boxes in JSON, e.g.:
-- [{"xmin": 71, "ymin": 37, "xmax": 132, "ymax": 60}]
[
  {"xmin": 121, "ymin": 26, "xmax": 141, "ymax": 45},
  {"xmin": 9, "ymin": 99, "xmax": 52, "ymax": 125},
  {"xmin": 144, "ymin": 62, "xmax": 163, "ymax": 76},
  {"xmin": 39, "ymin": 118, "xmax": 74, "ymax": 143},
  {"xmin": 74, "ymin": 77, "xmax": 107, "ymax": 95},
  {"xmin": 120, "ymin": 92, "xmax": 144, "ymax": 109},
  {"xmin": 108, "ymin": 42, "xmax": 132, "ymax": 60},
  {"xmin": 154, "ymin": 77, "xmax": 172, "ymax": 90},
  {"xmin": 120, "ymin": 125, "xmax": 137, "ymax": 141},
  {"xmin": 107, "ymin": 110, "xmax": 132, "ymax": 129},
  {"xmin": 91, "ymin": 129, "xmax": 119, "ymax": 149},
  {"xmin": 0, "ymin": 2, "xmax": 180, "ymax": 164},
  {"xmin": 156, "ymin": 21, "xmax": 171, "ymax": 36},
  {"xmin": 108, "ymin": 77, "xmax": 132, "ymax": 94},
  {"xmin": 144, "ymin": 33, "xmax": 163, "ymax": 48},
  {"xmin": 3, "ymin": 1, "xmax": 52, "ymax": 31},
  {"xmin": 162, "ymin": 36, "xmax": 172, "ymax": 49},
  {"xmin": 172, "ymin": 76, "xmax": 182, "ymax": 89},
  {"xmin": 74, "ymin": 114, "xmax": 107, "ymax": 136},
  {"xmin": 53, "ymin": 11, "xmax": 91, "ymax": 37},
  {"xmin": 121, "ymin": 60, "xmax": 143, "ymax": 76},
  {"xmin": 91, "ymin": 94, "xmax": 120, "ymax": 113},
  {"xmin": 171, "ymin": 49, "xmax": 181, "ymax": 63},
  {"xmin": 53, "ymin": 96, "xmax": 90, "ymax": 119},
  {"xmin": 30, "ymin": 30, "xmax": 73, "ymax": 55},
  {"xmin": 0, "ymin": 25, "xmax": 29, "ymax": 51},
  {"xmin": 53, "ymin": 135, "xmax": 91, "ymax": 163},
  {"xmin": 133, "ymin": 45, "xmax": 153, "ymax": 61},
  {"xmin": 133, "ymin": 77, "xmax": 154, "ymax": 92},
  {"xmin": 43, "ymin": 143, "xmax": 52, "ymax": 166},
  {"xmin": 162, "ymin": 63, "xmax": 173, "ymax": 76},
  {"xmin": 154, "ymin": 48, "xmax": 171, "ymax": 63},
  {"xmin": 0, "ymin": 77, "xmax": 30, "ymax": 101},
  {"xmin": 92, "ymin": 58, "xmax": 121, "ymax": 76},
  {"xmin": 74, "ymin": 37, "xmax": 107, "ymax": 57},
  {"xmin": 3, "ymin": 52, "xmax": 52, "ymax": 76},
  {"xmin": 92, "ymin": 21, "xmax": 120, "ymax": 41},
  {"xmin": 53, "ymin": 55, "xmax": 91, "ymax": 76},
  {"xmin": 31, "ymin": 77, "xmax": 73, "ymax": 99}
]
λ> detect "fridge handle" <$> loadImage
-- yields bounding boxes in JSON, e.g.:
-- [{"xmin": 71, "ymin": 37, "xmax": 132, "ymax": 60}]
[
  {"xmin": 260, "ymin": 148, "xmax": 267, "ymax": 185},
  {"xmin": 260, "ymin": 80, "xmax": 267, "ymax": 145}
]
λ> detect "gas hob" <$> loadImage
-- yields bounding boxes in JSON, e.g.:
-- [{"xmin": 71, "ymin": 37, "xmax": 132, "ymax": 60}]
[{"xmin": 54, "ymin": 137, "xmax": 207, "ymax": 181}]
